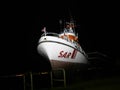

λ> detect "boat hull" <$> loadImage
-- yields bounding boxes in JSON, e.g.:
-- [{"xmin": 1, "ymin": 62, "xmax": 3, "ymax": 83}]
[
  {"xmin": 50, "ymin": 60, "xmax": 87, "ymax": 71},
  {"xmin": 37, "ymin": 37, "xmax": 88, "ymax": 70}
]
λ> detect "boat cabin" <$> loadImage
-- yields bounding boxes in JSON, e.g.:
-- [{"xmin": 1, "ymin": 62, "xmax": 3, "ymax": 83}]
[{"xmin": 59, "ymin": 22, "xmax": 78, "ymax": 42}]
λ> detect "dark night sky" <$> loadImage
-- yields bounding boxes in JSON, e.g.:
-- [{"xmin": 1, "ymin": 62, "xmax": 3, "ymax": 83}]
[{"xmin": 1, "ymin": 1, "xmax": 120, "ymax": 75}]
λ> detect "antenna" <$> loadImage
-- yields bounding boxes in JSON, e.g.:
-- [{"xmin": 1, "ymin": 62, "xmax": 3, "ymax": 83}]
[
  {"xmin": 68, "ymin": 8, "xmax": 73, "ymax": 22},
  {"xmin": 59, "ymin": 19, "xmax": 62, "ymax": 32},
  {"xmin": 68, "ymin": 8, "xmax": 76, "ymax": 33}
]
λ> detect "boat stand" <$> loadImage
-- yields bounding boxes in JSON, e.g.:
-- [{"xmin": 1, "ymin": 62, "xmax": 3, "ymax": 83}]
[{"xmin": 50, "ymin": 68, "xmax": 66, "ymax": 88}]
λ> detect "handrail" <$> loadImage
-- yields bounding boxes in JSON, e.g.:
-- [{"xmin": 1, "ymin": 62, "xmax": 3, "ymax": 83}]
[{"xmin": 41, "ymin": 32, "xmax": 59, "ymax": 37}]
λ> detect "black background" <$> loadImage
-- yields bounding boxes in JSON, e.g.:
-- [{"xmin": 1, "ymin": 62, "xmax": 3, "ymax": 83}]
[{"xmin": 1, "ymin": 1, "xmax": 120, "ymax": 75}]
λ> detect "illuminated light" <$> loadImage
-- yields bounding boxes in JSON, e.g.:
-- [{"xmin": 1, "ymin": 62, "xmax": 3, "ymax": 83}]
[
  {"xmin": 16, "ymin": 74, "xmax": 24, "ymax": 77},
  {"xmin": 41, "ymin": 72, "xmax": 48, "ymax": 74}
]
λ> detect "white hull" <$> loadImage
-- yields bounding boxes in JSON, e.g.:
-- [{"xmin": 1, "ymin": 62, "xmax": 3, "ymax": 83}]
[{"xmin": 37, "ymin": 36, "xmax": 88, "ymax": 70}]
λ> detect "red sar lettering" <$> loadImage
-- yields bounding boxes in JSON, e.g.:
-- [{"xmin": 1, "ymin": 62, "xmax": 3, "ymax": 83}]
[
  {"xmin": 58, "ymin": 51, "xmax": 71, "ymax": 58},
  {"xmin": 58, "ymin": 49, "xmax": 77, "ymax": 59}
]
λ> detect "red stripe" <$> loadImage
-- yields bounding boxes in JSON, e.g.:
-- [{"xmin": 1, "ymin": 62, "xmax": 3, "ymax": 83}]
[{"xmin": 71, "ymin": 49, "xmax": 77, "ymax": 59}]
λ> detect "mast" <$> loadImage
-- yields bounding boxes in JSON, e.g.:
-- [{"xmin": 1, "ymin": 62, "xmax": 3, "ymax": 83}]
[
  {"xmin": 68, "ymin": 9, "xmax": 76, "ymax": 34},
  {"xmin": 59, "ymin": 19, "xmax": 63, "ymax": 32}
]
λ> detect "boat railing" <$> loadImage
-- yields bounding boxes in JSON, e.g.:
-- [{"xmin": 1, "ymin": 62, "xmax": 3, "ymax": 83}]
[
  {"xmin": 41, "ymin": 32, "xmax": 81, "ymax": 48},
  {"xmin": 41, "ymin": 32, "xmax": 59, "ymax": 37}
]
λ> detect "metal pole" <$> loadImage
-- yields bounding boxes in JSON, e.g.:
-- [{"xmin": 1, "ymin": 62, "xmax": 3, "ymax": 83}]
[
  {"xmin": 50, "ymin": 71, "xmax": 53, "ymax": 88},
  {"xmin": 63, "ymin": 69, "xmax": 66, "ymax": 88},
  {"xmin": 23, "ymin": 75, "xmax": 25, "ymax": 90},
  {"xmin": 30, "ymin": 72, "xmax": 33, "ymax": 90}
]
